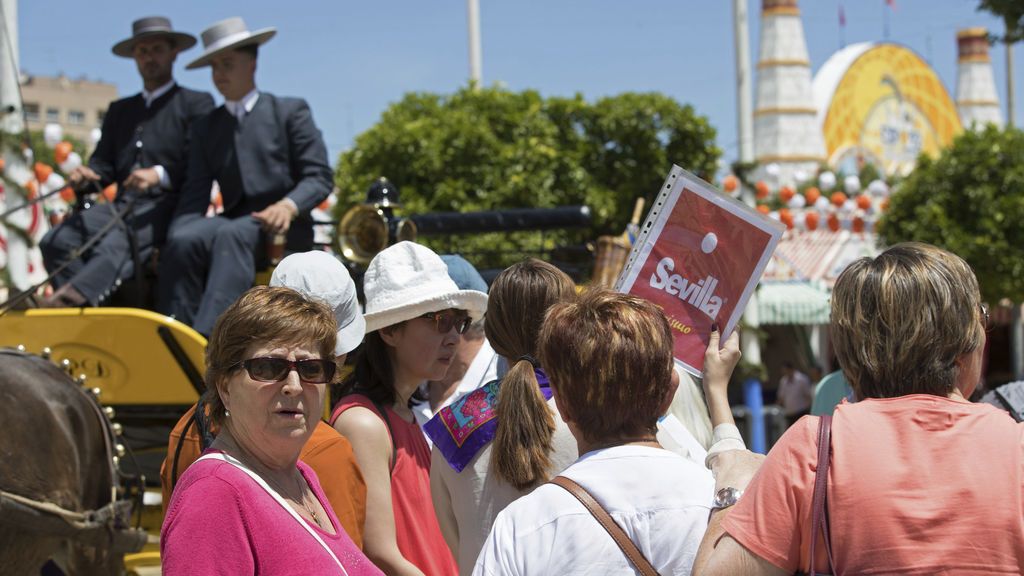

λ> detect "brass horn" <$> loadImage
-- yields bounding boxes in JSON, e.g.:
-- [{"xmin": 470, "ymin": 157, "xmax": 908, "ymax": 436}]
[{"xmin": 335, "ymin": 204, "xmax": 418, "ymax": 265}]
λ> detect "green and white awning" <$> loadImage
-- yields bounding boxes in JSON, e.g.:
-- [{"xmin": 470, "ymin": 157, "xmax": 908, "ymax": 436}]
[{"xmin": 757, "ymin": 282, "xmax": 831, "ymax": 325}]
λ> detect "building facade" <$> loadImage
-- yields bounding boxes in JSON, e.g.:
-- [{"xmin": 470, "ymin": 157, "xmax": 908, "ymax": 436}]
[{"xmin": 20, "ymin": 74, "xmax": 118, "ymax": 152}]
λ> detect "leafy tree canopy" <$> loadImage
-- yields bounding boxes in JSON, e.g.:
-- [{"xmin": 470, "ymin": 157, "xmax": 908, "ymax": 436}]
[
  {"xmin": 334, "ymin": 86, "xmax": 719, "ymax": 270},
  {"xmin": 979, "ymin": 0, "xmax": 1024, "ymax": 43},
  {"xmin": 878, "ymin": 125, "xmax": 1024, "ymax": 303}
]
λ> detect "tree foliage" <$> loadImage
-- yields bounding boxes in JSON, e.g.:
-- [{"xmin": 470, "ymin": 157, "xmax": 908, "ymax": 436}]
[
  {"xmin": 979, "ymin": 0, "xmax": 1024, "ymax": 43},
  {"xmin": 878, "ymin": 125, "xmax": 1024, "ymax": 303},
  {"xmin": 333, "ymin": 86, "xmax": 719, "ymax": 270}
]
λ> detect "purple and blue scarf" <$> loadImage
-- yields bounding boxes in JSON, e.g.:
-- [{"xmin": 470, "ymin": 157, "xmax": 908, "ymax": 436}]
[{"xmin": 424, "ymin": 368, "xmax": 551, "ymax": 472}]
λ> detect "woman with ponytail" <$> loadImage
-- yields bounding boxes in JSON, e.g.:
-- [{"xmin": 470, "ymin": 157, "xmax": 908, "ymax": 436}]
[{"xmin": 424, "ymin": 258, "xmax": 578, "ymax": 574}]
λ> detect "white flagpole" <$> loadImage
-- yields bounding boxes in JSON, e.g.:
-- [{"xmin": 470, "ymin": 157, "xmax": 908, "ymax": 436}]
[{"xmin": 467, "ymin": 0, "xmax": 483, "ymax": 88}]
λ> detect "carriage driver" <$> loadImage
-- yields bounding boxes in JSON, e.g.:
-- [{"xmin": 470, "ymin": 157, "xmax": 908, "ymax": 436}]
[
  {"xmin": 39, "ymin": 17, "xmax": 214, "ymax": 307},
  {"xmin": 157, "ymin": 17, "xmax": 333, "ymax": 337}
]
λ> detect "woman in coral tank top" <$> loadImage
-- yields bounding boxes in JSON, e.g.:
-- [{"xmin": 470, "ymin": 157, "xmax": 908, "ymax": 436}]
[
  {"xmin": 331, "ymin": 242, "xmax": 486, "ymax": 576},
  {"xmin": 695, "ymin": 242, "xmax": 1024, "ymax": 575}
]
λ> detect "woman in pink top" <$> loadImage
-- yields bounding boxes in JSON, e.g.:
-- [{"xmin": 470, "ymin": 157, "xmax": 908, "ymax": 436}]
[
  {"xmin": 695, "ymin": 243, "xmax": 1024, "ymax": 575},
  {"xmin": 161, "ymin": 286, "xmax": 382, "ymax": 575},
  {"xmin": 332, "ymin": 242, "xmax": 485, "ymax": 576}
]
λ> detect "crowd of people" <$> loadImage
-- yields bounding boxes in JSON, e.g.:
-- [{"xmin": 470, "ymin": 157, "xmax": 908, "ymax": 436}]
[{"xmin": 35, "ymin": 14, "xmax": 1024, "ymax": 576}]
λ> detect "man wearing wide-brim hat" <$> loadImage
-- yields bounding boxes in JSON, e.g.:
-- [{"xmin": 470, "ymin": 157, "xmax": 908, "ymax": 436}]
[
  {"xmin": 158, "ymin": 17, "xmax": 333, "ymax": 337},
  {"xmin": 39, "ymin": 16, "xmax": 214, "ymax": 308}
]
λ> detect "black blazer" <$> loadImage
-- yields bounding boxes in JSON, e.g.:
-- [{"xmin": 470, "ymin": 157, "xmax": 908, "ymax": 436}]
[
  {"xmin": 88, "ymin": 84, "xmax": 214, "ymax": 194},
  {"xmin": 175, "ymin": 93, "xmax": 333, "ymax": 250}
]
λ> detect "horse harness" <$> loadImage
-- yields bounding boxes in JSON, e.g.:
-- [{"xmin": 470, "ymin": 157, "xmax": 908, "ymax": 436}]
[{"xmin": 0, "ymin": 347, "xmax": 147, "ymax": 553}]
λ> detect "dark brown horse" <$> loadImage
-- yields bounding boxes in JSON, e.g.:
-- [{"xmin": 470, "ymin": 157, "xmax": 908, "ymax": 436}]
[{"xmin": 0, "ymin": 348, "xmax": 143, "ymax": 575}]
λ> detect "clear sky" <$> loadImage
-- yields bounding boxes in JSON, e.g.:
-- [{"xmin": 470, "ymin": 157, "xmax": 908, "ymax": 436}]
[{"xmin": 14, "ymin": 0, "xmax": 1018, "ymax": 169}]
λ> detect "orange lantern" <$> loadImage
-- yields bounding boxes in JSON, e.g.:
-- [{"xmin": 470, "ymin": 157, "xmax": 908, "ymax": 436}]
[
  {"xmin": 880, "ymin": 198, "xmax": 890, "ymax": 212},
  {"xmin": 102, "ymin": 183, "xmax": 117, "ymax": 202},
  {"xmin": 756, "ymin": 204, "xmax": 770, "ymax": 215},
  {"xmin": 54, "ymin": 141, "xmax": 73, "ymax": 165},
  {"xmin": 779, "ymin": 186, "xmax": 795, "ymax": 202},
  {"xmin": 755, "ymin": 181, "xmax": 770, "ymax": 199},
  {"xmin": 317, "ymin": 198, "xmax": 331, "ymax": 211},
  {"xmin": 0, "ymin": 157, "xmax": 6, "ymax": 173},
  {"xmin": 779, "ymin": 208, "xmax": 794, "ymax": 229},
  {"xmin": 827, "ymin": 213, "xmax": 840, "ymax": 232},
  {"xmin": 856, "ymin": 195, "xmax": 872, "ymax": 210},
  {"xmin": 60, "ymin": 186, "xmax": 76, "ymax": 202},
  {"xmin": 34, "ymin": 162, "xmax": 53, "ymax": 183},
  {"xmin": 852, "ymin": 216, "xmax": 865, "ymax": 233},
  {"xmin": 24, "ymin": 179, "xmax": 38, "ymax": 199},
  {"xmin": 805, "ymin": 211, "xmax": 820, "ymax": 231},
  {"xmin": 722, "ymin": 175, "xmax": 739, "ymax": 193},
  {"xmin": 804, "ymin": 186, "xmax": 821, "ymax": 205},
  {"xmin": 831, "ymin": 192, "xmax": 847, "ymax": 207}
]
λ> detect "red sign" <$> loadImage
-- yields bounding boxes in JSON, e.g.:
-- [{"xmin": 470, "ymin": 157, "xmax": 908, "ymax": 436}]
[{"xmin": 617, "ymin": 167, "xmax": 783, "ymax": 375}]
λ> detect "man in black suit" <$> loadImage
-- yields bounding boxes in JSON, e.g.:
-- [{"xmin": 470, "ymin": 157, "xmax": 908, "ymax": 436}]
[
  {"xmin": 158, "ymin": 17, "xmax": 333, "ymax": 336},
  {"xmin": 39, "ymin": 17, "xmax": 214, "ymax": 307}
]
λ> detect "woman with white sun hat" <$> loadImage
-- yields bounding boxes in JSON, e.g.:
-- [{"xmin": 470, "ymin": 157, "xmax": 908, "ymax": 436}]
[{"xmin": 331, "ymin": 241, "xmax": 485, "ymax": 576}]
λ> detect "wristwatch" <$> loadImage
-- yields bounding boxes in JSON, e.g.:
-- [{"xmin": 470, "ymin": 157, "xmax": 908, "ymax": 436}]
[{"xmin": 712, "ymin": 487, "xmax": 743, "ymax": 509}]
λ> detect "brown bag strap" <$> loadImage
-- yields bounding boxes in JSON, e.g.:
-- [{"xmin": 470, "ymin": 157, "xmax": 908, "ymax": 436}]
[
  {"xmin": 549, "ymin": 475, "xmax": 661, "ymax": 576},
  {"xmin": 808, "ymin": 414, "xmax": 837, "ymax": 576}
]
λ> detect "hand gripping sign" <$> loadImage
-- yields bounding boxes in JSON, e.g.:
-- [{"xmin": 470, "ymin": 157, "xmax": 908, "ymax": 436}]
[{"xmin": 615, "ymin": 166, "xmax": 784, "ymax": 376}]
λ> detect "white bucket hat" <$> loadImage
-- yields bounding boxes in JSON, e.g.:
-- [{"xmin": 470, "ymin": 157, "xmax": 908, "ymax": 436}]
[
  {"xmin": 186, "ymin": 17, "xmax": 276, "ymax": 70},
  {"xmin": 363, "ymin": 241, "xmax": 488, "ymax": 334},
  {"xmin": 270, "ymin": 251, "xmax": 365, "ymax": 356}
]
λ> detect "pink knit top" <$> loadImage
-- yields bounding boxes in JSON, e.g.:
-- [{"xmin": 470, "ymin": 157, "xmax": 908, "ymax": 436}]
[{"xmin": 162, "ymin": 454, "xmax": 383, "ymax": 575}]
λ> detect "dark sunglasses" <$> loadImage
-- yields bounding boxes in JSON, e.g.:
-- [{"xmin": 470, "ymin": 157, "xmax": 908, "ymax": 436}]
[
  {"xmin": 419, "ymin": 310, "xmax": 472, "ymax": 335},
  {"xmin": 233, "ymin": 357, "xmax": 336, "ymax": 384}
]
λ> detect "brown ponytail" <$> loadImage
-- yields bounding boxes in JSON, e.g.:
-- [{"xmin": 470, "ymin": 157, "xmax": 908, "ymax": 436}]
[{"xmin": 486, "ymin": 258, "xmax": 576, "ymax": 490}]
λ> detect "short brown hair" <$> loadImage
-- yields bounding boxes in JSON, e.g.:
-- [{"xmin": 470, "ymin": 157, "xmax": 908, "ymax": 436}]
[
  {"xmin": 830, "ymin": 242, "xmax": 984, "ymax": 399},
  {"xmin": 538, "ymin": 288, "xmax": 675, "ymax": 444},
  {"xmin": 486, "ymin": 259, "xmax": 576, "ymax": 490},
  {"xmin": 203, "ymin": 286, "xmax": 337, "ymax": 426}
]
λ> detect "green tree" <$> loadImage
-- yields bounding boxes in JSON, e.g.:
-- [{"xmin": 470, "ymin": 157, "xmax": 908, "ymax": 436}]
[
  {"xmin": 878, "ymin": 125, "xmax": 1024, "ymax": 303},
  {"xmin": 334, "ymin": 86, "xmax": 719, "ymax": 270}
]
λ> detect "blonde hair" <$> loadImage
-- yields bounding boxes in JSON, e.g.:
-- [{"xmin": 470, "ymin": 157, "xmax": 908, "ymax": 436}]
[
  {"xmin": 486, "ymin": 259, "xmax": 576, "ymax": 490},
  {"xmin": 538, "ymin": 288, "xmax": 675, "ymax": 444},
  {"xmin": 204, "ymin": 286, "xmax": 337, "ymax": 426},
  {"xmin": 830, "ymin": 242, "xmax": 984, "ymax": 399}
]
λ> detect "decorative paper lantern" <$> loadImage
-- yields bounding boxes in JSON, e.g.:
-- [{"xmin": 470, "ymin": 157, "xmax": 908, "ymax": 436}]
[
  {"xmin": 33, "ymin": 162, "xmax": 53, "ymax": 183},
  {"xmin": 755, "ymin": 181, "xmax": 770, "ymax": 199},
  {"xmin": 842, "ymin": 199, "xmax": 857, "ymax": 214},
  {"xmin": 788, "ymin": 194, "xmax": 806, "ymax": 209},
  {"xmin": 756, "ymin": 204, "xmax": 770, "ymax": 215},
  {"xmin": 0, "ymin": 157, "xmax": 5, "ymax": 173},
  {"xmin": 102, "ymin": 183, "xmax": 117, "ymax": 202},
  {"xmin": 867, "ymin": 179, "xmax": 889, "ymax": 197},
  {"xmin": 827, "ymin": 213, "xmax": 840, "ymax": 232},
  {"xmin": 856, "ymin": 195, "xmax": 872, "ymax": 210},
  {"xmin": 60, "ymin": 186, "xmax": 76, "ymax": 202},
  {"xmin": 805, "ymin": 211, "xmax": 820, "ymax": 231},
  {"xmin": 779, "ymin": 208, "xmax": 794, "ymax": 229},
  {"xmin": 814, "ymin": 196, "xmax": 830, "ymax": 211},
  {"xmin": 819, "ymin": 171, "xmax": 837, "ymax": 190},
  {"xmin": 844, "ymin": 175, "xmax": 861, "ymax": 194},
  {"xmin": 766, "ymin": 163, "xmax": 781, "ymax": 178},
  {"xmin": 24, "ymin": 179, "xmax": 38, "ymax": 198},
  {"xmin": 852, "ymin": 216, "xmax": 865, "ymax": 233},
  {"xmin": 793, "ymin": 170, "xmax": 809, "ymax": 183},
  {"xmin": 722, "ymin": 175, "xmax": 739, "ymax": 193},
  {"xmin": 804, "ymin": 186, "xmax": 821, "ymax": 205},
  {"xmin": 54, "ymin": 141, "xmax": 73, "ymax": 165},
  {"xmin": 779, "ymin": 186, "xmax": 795, "ymax": 202},
  {"xmin": 881, "ymin": 198, "xmax": 890, "ymax": 212},
  {"xmin": 831, "ymin": 192, "xmax": 848, "ymax": 207},
  {"xmin": 59, "ymin": 152, "xmax": 82, "ymax": 174},
  {"xmin": 43, "ymin": 123, "xmax": 63, "ymax": 148}
]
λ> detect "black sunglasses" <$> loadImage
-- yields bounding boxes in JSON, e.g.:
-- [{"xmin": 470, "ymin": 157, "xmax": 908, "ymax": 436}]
[
  {"xmin": 233, "ymin": 357, "xmax": 336, "ymax": 384},
  {"xmin": 419, "ymin": 310, "xmax": 472, "ymax": 335}
]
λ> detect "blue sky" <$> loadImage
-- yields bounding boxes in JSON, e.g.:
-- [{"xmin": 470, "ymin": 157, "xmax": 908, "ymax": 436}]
[{"xmin": 15, "ymin": 1, "xmax": 1017, "ymax": 167}]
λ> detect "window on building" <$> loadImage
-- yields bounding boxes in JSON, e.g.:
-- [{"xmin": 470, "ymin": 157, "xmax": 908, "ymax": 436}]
[
  {"xmin": 46, "ymin": 108, "xmax": 59, "ymax": 122},
  {"xmin": 68, "ymin": 110, "xmax": 85, "ymax": 125},
  {"xmin": 24, "ymin": 103, "xmax": 39, "ymax": 122},
  {"xmin": 97, "ymin": 109, "xmax": 106, "ymax": 124}
]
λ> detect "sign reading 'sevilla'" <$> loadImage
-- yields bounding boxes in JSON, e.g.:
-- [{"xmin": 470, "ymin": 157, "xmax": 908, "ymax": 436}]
[{"xmin": 615, "ymin": 166, "xmax": 784, "ymax": 376}]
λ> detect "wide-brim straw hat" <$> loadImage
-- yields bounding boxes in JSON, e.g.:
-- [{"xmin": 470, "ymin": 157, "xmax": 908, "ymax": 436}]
[
  {"xmin": 270, "ymin": 251, "xmax": 366, "ymax": 356},
  {"xmin": 363, "ymin": 242, "xmax": 488, "ymax": 334},
  {"xmin": 112, "ymin": 16, "xmax": 197, "ymax": 58},
  {"xmin": 186, "ymin": 17, "xmax": 276, "ymax": 70}
]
